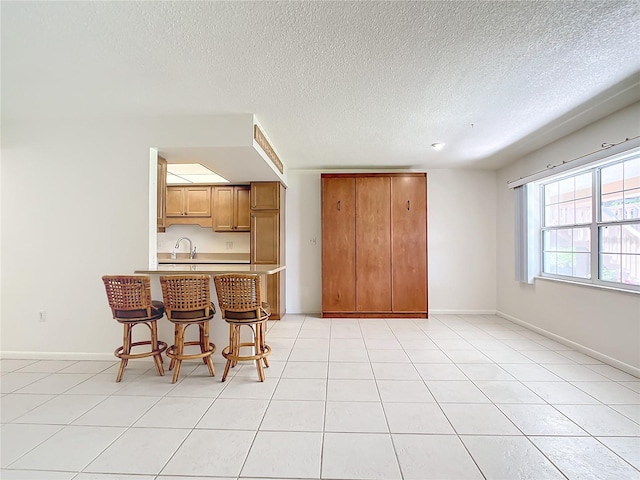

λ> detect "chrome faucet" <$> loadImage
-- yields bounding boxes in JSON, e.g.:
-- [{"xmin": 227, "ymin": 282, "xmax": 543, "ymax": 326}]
[{"xmin": 174, "ymin": 237, "xmax": 197, "ymax": 259}]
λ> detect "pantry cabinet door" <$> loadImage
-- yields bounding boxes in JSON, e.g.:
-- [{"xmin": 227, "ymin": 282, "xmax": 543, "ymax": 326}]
[
  {"xmin": 322, "ymin": 176, "xmax": 356, "ymax": 313},
  {"xmin": 356, "ymin": 176, "xmax": 391, "ymax": 312},
  {"xmin": 391, "ymin": 175, "xmax": 427, "ymax": 313}
]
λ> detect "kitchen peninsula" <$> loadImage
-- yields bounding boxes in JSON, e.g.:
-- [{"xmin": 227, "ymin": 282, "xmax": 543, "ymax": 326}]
[
  {"xmin": 134, "ymin": 263, "xmax": 286, "ymax": 319},
  {"xmin": 155, "ymin": 179, "xmax": 286, "ymax": 318}
]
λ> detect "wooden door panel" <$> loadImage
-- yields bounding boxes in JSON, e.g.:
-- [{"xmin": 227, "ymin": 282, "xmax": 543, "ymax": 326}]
[
  {"xmin": 322, "ymin": 177, "xmax": 356, "ymax": 312},
  {"xmin": 251, "ymin": 182, "xmax": 280, "ymax": 209},
  {"xmin": 251, "ymin": 211, "xmax": 279, "ymax": 264},
  {"xmin": 185, "ymin": 187, "xmax": 211, "ymax": 216},
  {"xmin": 157, "ymin": 156, "xmax": 167, "ymax": 230},
  {"xmin": 235, "ymin": 187, "xmax": 251, "ymax": 230},
  {"xmin": 166, "ymin": 187, "xmax": 184, "ymax": 217},
  {"xmin": 356, "ymin": 176, "xmax": 391, "ymax": 312},
  {"xmin": 213, "ymin": 187, "xmax": 233, "ymax": 230},
  {"xmin": 391, "ymin": 175, "xmax": 427, "ymax": 312}
]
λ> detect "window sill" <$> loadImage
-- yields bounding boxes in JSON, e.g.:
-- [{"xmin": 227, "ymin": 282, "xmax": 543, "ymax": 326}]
[{"xmin": 535, "ymin": 275, "xmax": 640, "ymax": 296}]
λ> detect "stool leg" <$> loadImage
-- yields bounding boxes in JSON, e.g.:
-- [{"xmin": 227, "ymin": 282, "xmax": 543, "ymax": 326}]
[
  {"xmin": 222, "ymin": 324, "xmax": 235, "ymax": 381},
  {"xmin": 172, "ymin": 324, "xmax": 185, "ymax": 383},
  {"xmin": 200, "ymin": 324, "xmax": 207, "ymax": 364},
  {"xmin": 254, "ymin": 325, "xmax": 265, "ymax": 382},
  {"xmin": 259, "ymin": 322, "xmax": 269, "ymax": 368},
  {"xmin": 116, "ymin": 323, "xmax": 131, "ymax": 382},
  {"xmin": 231, "ymin": 325, "xmax": 239, "ymax": 368},
  {"xmin": 202, "ymin": 321, "xmax": 215, "ymax": 377},
  {"xmin": 150, "ymin": 320, "xmax": 164, "ymax": 377},
  {"xmin": 169, "ymin": 324, "xmax": 178, "ymax": 371}
]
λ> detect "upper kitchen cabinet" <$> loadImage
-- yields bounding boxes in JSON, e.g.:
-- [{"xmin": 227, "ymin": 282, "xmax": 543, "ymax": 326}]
[
  {"xmin": 251, "ymin": 182, "xmax": 281, "ymax": 210},
  {"xmin": 212, "ymin": 185, "xmax": 251, "ymax": 232},
  {"xmin": 165, "ymin": 186, "xmax": 212, "ymax": 227}
]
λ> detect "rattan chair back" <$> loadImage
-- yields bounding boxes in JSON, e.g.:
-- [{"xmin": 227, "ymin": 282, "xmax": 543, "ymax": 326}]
[
  {"xmin": 102, "ymin": 275, "xmax": 154, "ymax": 319},
  {"xmin": 213, "ymin": 274, "xmax": 262, "ymax": 318},
  {"xmin": 159, "ymin": 275, "xmax": 213, "ymax": 320}
]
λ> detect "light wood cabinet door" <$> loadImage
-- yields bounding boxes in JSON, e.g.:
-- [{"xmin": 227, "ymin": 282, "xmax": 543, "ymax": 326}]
[
  {"xmin": 157, "ymin": 156, "xmax": 167, "ymax": 232},
  {"xmin": 185, "ymin": 187, "xmax": 211, "ymax": 216},
  {"xmin": 391, "ymin": 175, "xmax": 428, "ymax": 313},
  {"xmin": 165, "ymin": 187, "xmax": 185, "ymax": 217},
  {"xmin": 235, "ymin": 186, "xmax": 251, "ymax": 230},
  {"xmin": 321, "ymin": 176, "xmax": 356, "ymax": 313},
  {"xmin": 212, "ymin": 186, "xmax": 250, "ymax": 232},
  {"xmin": 356, "ymin": 176, "xmax": 392, "ymax": 312},
  {"xmin": 251, "ymin": 182, "xmax": 280, "ymax": 210},
  {"xmin": 212, "ymin": 186, "xmax": 233, "ymax": 229},
  {"xmin": 166, "ymin": 186, "xmax": 211, "ymax": 217},
  {"xmin": 251, "ymin": 210, "xmax": 279, "ymax": 263}
]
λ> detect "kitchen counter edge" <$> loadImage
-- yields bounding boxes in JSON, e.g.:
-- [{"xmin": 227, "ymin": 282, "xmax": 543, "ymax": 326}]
[{"xmin": 135, "ymin": 264, "xmax": 285, "ymax": 275}]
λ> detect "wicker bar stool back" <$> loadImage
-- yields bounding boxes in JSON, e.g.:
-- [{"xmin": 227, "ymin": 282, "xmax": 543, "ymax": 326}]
[
  {"xmin": 159, "ymin": 275, "xmax": 217, "ymax": 383},
  {"xmin": 101, "ymin": 275, "xmax": 168, "ymax": 382},
  {"xmin": 213, "ymin": 274, "xmax": 272, "ymax": 382}
]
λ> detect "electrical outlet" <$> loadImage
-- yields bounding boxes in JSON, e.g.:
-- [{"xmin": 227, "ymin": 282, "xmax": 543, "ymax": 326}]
[
  {"xmin": 225, "ymin": 241, "xmax": 233, "ymax": 250},
  {"xmin": 38, "ymin": 310, "xmax": 46, "ymax": 322}
]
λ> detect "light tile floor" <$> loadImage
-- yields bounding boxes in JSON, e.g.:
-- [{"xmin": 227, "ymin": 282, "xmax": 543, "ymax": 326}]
[{"xmin": 1, "ymin": 314, "xmax": 639, "ymax": 479}]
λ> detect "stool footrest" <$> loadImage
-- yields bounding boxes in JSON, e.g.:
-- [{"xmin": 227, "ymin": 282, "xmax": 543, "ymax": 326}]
[
  {"xmin": 166, "ymin": 341, "xmax": 216, "ymax": 361},
  {"xmin": 114, "ymin": 340, "xmax": 168, "ymax": 360},
  {"xmin": 222, "ymin": 342, "xmax": 271, "ymax": 363}
]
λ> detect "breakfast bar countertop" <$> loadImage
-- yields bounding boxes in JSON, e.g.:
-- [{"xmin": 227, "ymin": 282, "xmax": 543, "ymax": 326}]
[{"xmin": 135, "ymin": 263, "xmax": 285, "ymax": 275}]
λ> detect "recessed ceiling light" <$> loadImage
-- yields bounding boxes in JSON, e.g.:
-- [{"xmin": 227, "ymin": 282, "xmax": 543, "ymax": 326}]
[
  {"xmin": 431, "ymin": 143, "xmax": 445, "ymax": 151},
  {"xmin": 166, "ymin": 163, "xmax": 229, "ymax": 184}
]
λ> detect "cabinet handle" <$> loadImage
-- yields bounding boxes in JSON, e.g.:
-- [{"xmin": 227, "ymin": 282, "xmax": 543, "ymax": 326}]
[
  {"xmin": 407, "ymin": 200, "xmax": 410, "ymax": 211},
  {"xmin": 338, "ymin": 201, "xmax": 341, "ymax": 211}
]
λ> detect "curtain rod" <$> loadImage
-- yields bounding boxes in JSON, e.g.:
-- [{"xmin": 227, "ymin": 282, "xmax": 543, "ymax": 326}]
[{"xmin": 507, "ymin": 136, "xmax": 640, "ymax": 189}]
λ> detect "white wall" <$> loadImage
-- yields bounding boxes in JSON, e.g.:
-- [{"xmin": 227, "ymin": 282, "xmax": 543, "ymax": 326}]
[
  {"xmin": 285, "ymin": 168, "xmax": 497, "ymax": 315},
  {"xmin": 496, "ymin": 102, "xmax": 640, "ymax": 371}
]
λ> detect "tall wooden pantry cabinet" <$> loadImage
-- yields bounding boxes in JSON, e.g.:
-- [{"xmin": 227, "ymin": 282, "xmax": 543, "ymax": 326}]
[
  {"xmin": 250, "ymin": 181, "xmax": 286, "ymax": 319},
  {"xmin": 321, "ymin": 173, "xmax": 428, "ymax": 318}
]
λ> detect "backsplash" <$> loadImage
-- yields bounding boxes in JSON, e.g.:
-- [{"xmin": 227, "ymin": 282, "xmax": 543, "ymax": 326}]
[{"xmin": 158, "ymin": 224, "xmax": 250, "ymax": 254}]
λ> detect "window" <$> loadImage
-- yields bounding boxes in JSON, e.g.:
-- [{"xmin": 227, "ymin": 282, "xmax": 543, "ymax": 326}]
[
  {"xmin": 599, "ymin": 158, "xmax": 640, "ymax": 285},
  {"xmin": 541, "ymin": 173, "xmax": 592, "ymax": 279},
  {"xmin": 538, "ymin": 153, "xmax": 640, "ymax": 291}
]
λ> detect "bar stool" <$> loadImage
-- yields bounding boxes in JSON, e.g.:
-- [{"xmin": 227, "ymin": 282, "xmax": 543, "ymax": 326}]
[
  {"xmin": 101, "ymin": 275, "xmax": 168, "ymax": 382},
  {"xmin": 159, "ymin": 275, "xmax": 216, "ymax": 383},
  {"xmin": 213, "ymin": 274, "xmax": 272, "ymax": 382}
]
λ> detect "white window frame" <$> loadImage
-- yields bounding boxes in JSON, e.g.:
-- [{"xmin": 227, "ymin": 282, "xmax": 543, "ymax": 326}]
[{"xmin": 510, "ymin": 139, "xmax": 640, "ymax": 294}]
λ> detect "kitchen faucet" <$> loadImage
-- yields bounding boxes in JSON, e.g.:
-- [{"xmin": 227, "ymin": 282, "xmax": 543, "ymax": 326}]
[{"xmin": 174, "ymin": 237, "xmax": 197, "ymax": 259}]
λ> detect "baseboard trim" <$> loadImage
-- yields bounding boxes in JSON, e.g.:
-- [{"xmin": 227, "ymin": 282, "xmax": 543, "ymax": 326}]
[
  {"xmin": 0, "ymin": 351, "xmax": 115, "ymax": 361},
  {"xmin": 429, "ymin": 309, "xmax": 497, "ymax": 315},
  {"xmin": 286, "ymin": 311, "xmax": 500, "ymax": 317},
  {"xmin": 496, "ymin": 310, "xmax": 640, "ymax": 378}
]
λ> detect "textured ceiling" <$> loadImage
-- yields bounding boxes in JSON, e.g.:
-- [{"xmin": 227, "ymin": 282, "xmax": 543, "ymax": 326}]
[{"xmin": 2, "ymin": 1, "xmax": 639, "ymax": 171}]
